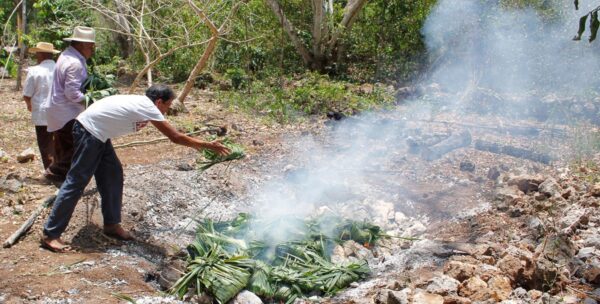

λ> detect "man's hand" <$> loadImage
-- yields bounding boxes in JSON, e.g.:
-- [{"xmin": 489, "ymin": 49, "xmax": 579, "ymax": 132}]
[
  {"xmin": 23, "ymin": 97, "xmax": 32, "ymax": 112},
  {"xmin": 151, "ymin": 120, "xmax": 232, "ymax": 155},
  {"xmin": 203, "ymin": 141, "xmax": 231, "ymax": 156}
]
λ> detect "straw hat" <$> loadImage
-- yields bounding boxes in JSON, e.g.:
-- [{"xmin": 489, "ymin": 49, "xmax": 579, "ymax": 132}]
[
  {"xmin": 63, "ymin": 26, "xmax": 96, "ymax": 43},
  {"xmin": 28, "ymin": 42, "xmax": 60, "ymax": 54}
]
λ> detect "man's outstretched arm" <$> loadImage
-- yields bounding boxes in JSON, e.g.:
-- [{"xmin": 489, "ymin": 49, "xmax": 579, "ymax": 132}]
[{"xmin": 150, "ymin": 120, "xmax": 230, "ymax": 155}]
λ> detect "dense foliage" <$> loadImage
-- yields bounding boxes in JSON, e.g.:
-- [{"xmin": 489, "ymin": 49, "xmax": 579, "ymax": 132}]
[
  {"xmin": 0, "ymin": 0, "xmax": 571, "ymax": 119},
  {"xmin": 1, "ymin": 0, "xmax": 436, "ymax": 85}
]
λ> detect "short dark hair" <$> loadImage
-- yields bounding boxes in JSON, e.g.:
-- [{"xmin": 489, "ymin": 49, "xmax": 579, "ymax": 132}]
[{"xmin": 145, "ymin": 84, "xmax": 174, "ymax": 103}]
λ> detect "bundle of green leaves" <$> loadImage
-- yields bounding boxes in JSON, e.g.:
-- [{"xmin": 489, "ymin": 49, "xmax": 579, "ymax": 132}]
[
  {"xmin": 170, "ymin": 213, "xmax": 387, "ymax": 303},
  {"xmin": 197, "ymin": 137, "xmax": 245, "ymax": 171},
  {"xmin": 82, "ymin": 69, "xmax": 118, "ymax": 108}
]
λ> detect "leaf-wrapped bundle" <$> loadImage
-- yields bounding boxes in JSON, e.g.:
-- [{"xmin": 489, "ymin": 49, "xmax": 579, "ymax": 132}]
[{"xmin": 198, "ymin": 137, "xmax": 245, "ymax": 171}]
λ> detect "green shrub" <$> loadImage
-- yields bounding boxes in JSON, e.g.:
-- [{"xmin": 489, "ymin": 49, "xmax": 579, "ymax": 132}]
[
  {"xmin": 218, "ymin": 72, "xmax": 394, "ymax": 123},
  {"xmin": 226, "ymin": 68, "xmax": 247, "ymax": 90},
  {"xmin": 94, "ymin": 56, "xmax": 121, "ymax": 76},
  {"xmin": 0, "ymin": 57, "xmax": 18, "ymax": 78}
]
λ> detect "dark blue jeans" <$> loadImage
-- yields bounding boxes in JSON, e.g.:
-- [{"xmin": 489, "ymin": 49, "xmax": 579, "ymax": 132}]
[{"xmin": 44, "ymin": 120, "xmax": 123, "ymax": 239}]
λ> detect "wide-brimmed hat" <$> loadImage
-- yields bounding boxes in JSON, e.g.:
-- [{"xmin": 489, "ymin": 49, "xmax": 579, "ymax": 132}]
[
  {"xmin": 63, "ymin": 26, "xmax": 96, "ymax": 43},
  {"xmin": 28, "ymin": 42, "xmax": 60, "ymax": 54}
]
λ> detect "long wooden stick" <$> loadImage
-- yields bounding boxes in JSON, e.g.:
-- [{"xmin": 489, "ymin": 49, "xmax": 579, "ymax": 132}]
[
  {"xmin": 3, "ymin": 194, "xmax": 56, "ymax": 248},
  {"xmin": 113, "ymin": 127, "xmax": 223, "ymax": 149}
]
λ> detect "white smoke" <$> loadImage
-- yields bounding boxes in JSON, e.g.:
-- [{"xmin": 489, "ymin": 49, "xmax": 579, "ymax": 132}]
[
  {"xmin": 422, "ymin": 0, "xmax": 600, "ymax": 95},
  {"xmin": 243, "ymin": 0, "xmax": 600, "ymax": 242}
]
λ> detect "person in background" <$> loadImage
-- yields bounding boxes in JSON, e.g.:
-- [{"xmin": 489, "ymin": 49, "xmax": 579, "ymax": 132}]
[
  {"xmin": 22, "ymin": 42, "xmax": 60, "ymax": 170},
  {"xmin": 44, "ymin": 26, "xmax": 96, "ymax": 184},
  {"xmin": 41, "ymin": 84, "xmax": 230, "ymax": 253}
]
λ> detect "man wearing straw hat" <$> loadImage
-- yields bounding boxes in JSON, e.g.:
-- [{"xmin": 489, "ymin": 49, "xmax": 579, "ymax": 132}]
[
  {"xmin": 22, "ymin": 42, "xmax": 60, "ymax": 171},
  {"xmin": 44, "ymin": 26, "xmax": 96, "ymax": 184}
]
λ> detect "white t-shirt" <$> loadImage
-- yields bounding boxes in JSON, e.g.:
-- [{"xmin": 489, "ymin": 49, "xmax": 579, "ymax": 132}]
[
  {"xmin": 22, "ymin": 59, "xmax": 55, "ymax": 126},
  {"xmin": 76, "ymin": 95, "xmax": 165, "ymax": 142}
]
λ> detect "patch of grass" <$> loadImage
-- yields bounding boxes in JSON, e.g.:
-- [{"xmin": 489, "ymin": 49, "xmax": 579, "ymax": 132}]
[{"xmin": 217, "ymin": 72, "xmax": 394, "ymax": 124}]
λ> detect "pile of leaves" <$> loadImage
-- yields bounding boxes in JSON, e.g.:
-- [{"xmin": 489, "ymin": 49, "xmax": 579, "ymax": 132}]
[
  {"xmin": 82, "ymin": 67, "xmax": 118, "ymax": 108},
  {"xmin": 197, "ymin": 137, "xmax": 245, "ymax": 171},
  {"xmin": 170, "ymin": 213, "xmax": 386, "ymax": 303}
]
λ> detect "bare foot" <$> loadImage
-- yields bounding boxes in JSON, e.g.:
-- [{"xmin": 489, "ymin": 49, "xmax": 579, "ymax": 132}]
[
  {"xmin": 41, "ymin": 237, "xmax": 72, "ymax": 253},
  {"xmin": 103, "ymin": 224, "xmax": 134, "ymax": 241}
]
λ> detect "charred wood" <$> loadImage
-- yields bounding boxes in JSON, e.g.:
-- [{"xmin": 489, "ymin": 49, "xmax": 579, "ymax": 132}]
[
  {"xmin": 406, "ymin": 132, "xmax": 450, "ymax": 154},
  {"xmin": 415, "ymin": 119, "xmax": 567, "ymax": 138},
  {"xmin": 474, "ymin": 140, "xmax": 552, "ymax": 164},
  {"xmin": 421, "ymin": 130, "xmax": 472, "ymax": 161}
]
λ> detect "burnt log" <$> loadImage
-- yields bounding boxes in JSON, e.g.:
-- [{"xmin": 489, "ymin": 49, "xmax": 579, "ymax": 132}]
[
  {"xmin": 415, "ymin": 119, "xmax": 565, "ymax": 138},
  {"xmin": 420, "ymin": 130, "xmax": 472, "ymax": 161},
  {"xmin": 406, "ymin": 132, "xmax": 450, "ymax": 154},
  {"xmin": 474, "ymin": 140, "xmax": 552, "ymax": 164}
]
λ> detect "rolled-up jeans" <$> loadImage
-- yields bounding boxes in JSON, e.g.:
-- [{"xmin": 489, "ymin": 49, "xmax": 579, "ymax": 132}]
[{"xmin": 44, "ymin": 120, "xmax": 123, "ymax": 239}]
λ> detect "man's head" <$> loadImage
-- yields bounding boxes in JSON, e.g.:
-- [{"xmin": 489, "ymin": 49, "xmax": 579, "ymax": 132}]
[
  {"xmin": 146, "ymin": 84, "xmax": 175, "ymax": 114},
  {"xmin": 64, "ymin": 26, "xmax": 96, "ymax": 59},
  {"xmin": 28, "ymin": 42, "xmax": 59, "ymax": 64},
  {"xmin": 71, "ymin": 41, "xmax": 95, "ymax": 59},
  {"xmin": 35, "ymin": 52, "xmax": 54, "ymax": 64}
]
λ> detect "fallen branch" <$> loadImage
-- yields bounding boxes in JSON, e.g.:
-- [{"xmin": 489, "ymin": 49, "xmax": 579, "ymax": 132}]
[
  {"xmin": 3, "ymin": 187, "xmax": 100, "ymax": 248},
  {"xmin": 3, "ymin": 194, "xmax": 56, "ymax": 248},
  {"xmin": 113, "ymin": 127, "xmax": 225, "ymax": 149},
  {"xmin": 474, "ymin": 139, "xmax": 552, "ymax": 164}
]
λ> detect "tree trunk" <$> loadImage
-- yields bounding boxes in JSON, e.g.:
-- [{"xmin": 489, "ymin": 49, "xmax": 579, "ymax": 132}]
[
  {"xmin": 265, "ymin": 0, "xmax": 367, "ymax": 72},
  {"xmin": 265, "ymin": 0, "xmax": 313, "ymax": 66},
  {"xmin": 327, "ymin": 0, "xmax": 333, "ymax": 13},
  {"xmin": 145, "ymin": 52, "xmax": 152, "ymax": 87},
  {"xmin": 326, "ymin": 0, "xmax": 368, "ymax": 65},
  {"xmin": 114, "ymin": 0, "xmax": 133, "ymax": 58},
  {"xmin": 311, "ymin": 0, "xmax": 326, "ymax": 71},
  {"xmin": 139, "ymin": 0, "xmax": 152, "ymax": 87},
  {"xmin": 171, "ymin": 37, "xmax": 218, "ymax": 113}
]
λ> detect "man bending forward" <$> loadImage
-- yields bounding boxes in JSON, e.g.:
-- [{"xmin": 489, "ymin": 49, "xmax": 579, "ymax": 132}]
[{"xmin": 42, "ymin": 84, "xmax": 229, "ymax": 252}]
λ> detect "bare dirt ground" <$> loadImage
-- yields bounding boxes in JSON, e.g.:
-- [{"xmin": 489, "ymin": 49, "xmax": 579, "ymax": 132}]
[{"xmin": 0, "ymin": 79, "xmax": 590, "ymax": 303}]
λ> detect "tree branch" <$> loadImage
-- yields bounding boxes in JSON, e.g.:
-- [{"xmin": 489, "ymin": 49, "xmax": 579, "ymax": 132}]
[{"xmin": 327, "ymin": 0, "xmax": 368, "ymax": 49}]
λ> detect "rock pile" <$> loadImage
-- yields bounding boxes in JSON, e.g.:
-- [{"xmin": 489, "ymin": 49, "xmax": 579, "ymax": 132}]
[{"xmin": 368, "ymin": 165, "xmax": 600, "ymax": 304}]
